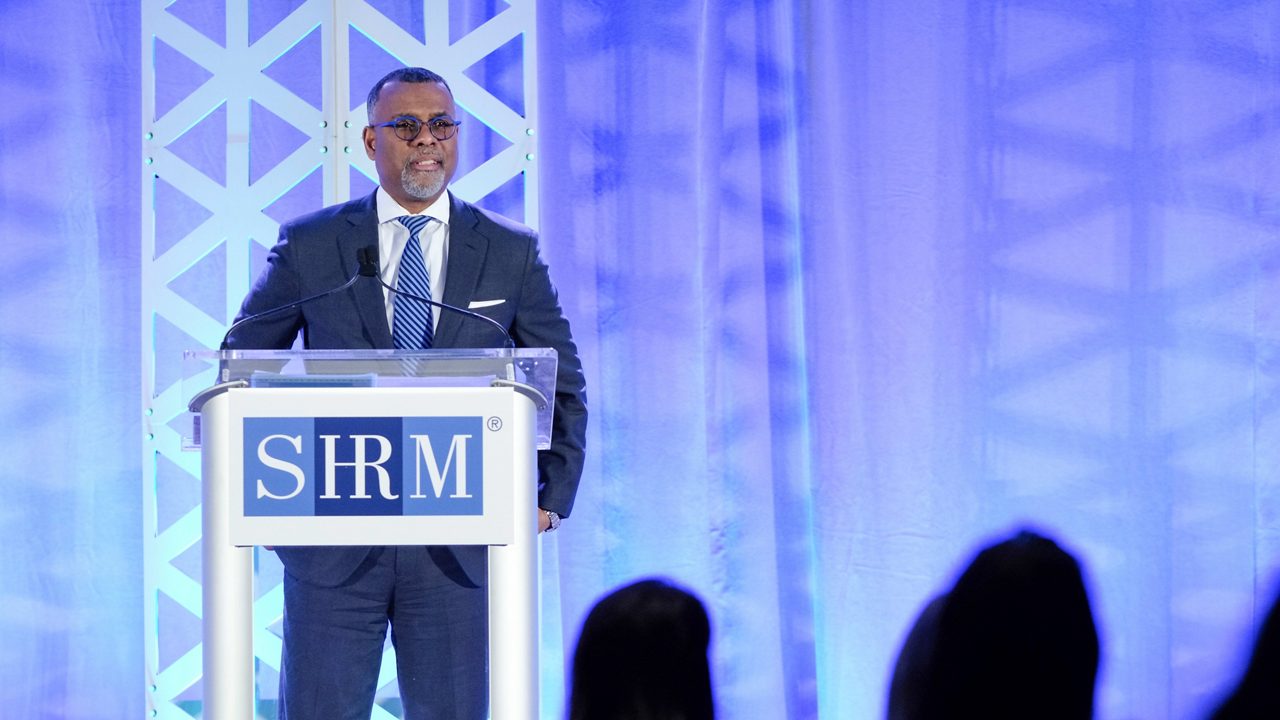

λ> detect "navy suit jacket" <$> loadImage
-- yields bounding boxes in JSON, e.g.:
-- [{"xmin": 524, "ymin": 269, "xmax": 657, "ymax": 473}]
[{"xmin": 228, "ymin": 190, "xmax": 587, "ymax": 586}]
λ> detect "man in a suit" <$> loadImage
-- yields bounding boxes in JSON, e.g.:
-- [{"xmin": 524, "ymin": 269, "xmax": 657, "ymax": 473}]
[{"xmin": 227, "ymin": 66, "xmax": 587, "ymax": 720}]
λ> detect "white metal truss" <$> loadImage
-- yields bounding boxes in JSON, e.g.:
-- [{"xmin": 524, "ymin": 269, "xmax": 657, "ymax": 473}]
[{"xmin": 142, "ymin": 2, "xmax": 538, "ymax": 717}]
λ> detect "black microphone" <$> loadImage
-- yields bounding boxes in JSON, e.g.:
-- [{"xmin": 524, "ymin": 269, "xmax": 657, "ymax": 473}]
[
  {"xmin": 220, "ymin": 259, "xmax": 366, "ymax": 351},
  {"xmin": 357, "ymin": 246, "xmax": 380, "ymax": 278},
  {"xmin": 358, "ymin": 245, "xmax": 515, "ymax": 349}
]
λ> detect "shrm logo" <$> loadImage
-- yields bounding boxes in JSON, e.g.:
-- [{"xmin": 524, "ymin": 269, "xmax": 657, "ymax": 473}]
[{"xmin": 243, "ymin": 416, "xmax": 484, "ymax": 517}]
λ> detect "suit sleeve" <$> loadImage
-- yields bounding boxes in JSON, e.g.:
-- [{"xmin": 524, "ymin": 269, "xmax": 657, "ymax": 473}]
[
  {"xmin": 510, "ymin": 235, "xmax": 588, "ymax": 518},
  {"xmin": 226, "ymin": 225, "xmax": 306, "ymax": 350}
]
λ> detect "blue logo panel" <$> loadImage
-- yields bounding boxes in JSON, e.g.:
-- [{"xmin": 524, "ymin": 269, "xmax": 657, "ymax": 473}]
[
  {"xmin": 401, "ymin": 417, "xmax": 485, "ymax": 516},
  {"xmin": 314, "ymin": 416, "xmax": 403, "ymax": 516},
  {"xmin": 244, "ymin": 417, "xmax": 316, "ymax": 516},
  {"xmin": 240, "ymin": 415, "xmax": 485, "ymax": 518}
]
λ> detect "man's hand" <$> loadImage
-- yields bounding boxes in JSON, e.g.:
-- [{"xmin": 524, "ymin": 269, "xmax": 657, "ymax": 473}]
[{"xmin": 538, "ymin": 509, "xmax": 552, "ymax": 533}]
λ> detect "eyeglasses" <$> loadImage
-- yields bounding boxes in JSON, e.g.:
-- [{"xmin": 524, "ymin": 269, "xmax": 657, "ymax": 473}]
[{"xmin": 370, "ymin": 115, "xmax": 462, "ymax": 142}]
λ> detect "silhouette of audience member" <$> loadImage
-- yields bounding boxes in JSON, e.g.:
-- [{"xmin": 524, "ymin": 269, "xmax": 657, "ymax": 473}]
[
  {"xmin": 888, "ymin": 530, "xmax": 1099, "ymax": 720},
  {"xmin": 1210, "ymin": 585, "xmax": 1280, "ymax": 719},
  {"xmin": 888, "ymin": 593, "xmax": 946, "ymax": 720},
  {"xmin": 569, "ymin": 578, "xmax": 715, "ymax": 720}
]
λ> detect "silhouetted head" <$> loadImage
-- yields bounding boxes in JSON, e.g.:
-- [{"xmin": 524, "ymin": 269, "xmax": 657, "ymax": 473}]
[
  {"xmin": 890, "ymin": 530, "xmax": 1099, "ymax": 720},
  {"xmin": 570, "ymin": 578, "xmax": 715, "ymax": 720},
  {"xmin": 888, "ymin": 594, "xmax": 946, "ymax": 720}
]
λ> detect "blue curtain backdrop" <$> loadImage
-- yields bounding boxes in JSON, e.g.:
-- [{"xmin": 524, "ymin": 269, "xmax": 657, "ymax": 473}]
[
  {"xmin": 2, "ymin": 1, "xmax": 1278, "ymax": 718},
  {"xmin": 0, "ymin": 1, "xmax": 143, "ymax": 718}
]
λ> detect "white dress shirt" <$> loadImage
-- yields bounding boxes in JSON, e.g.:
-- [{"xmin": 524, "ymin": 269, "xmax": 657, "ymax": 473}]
[{"xmin": 374, "ymin": 186, "xmax": 451, "ymax": 334}]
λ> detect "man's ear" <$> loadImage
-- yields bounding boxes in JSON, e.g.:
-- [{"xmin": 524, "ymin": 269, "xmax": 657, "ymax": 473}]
[{"xmin": 363, "ymin": 126, "xmax": 377, "ymax": 160}]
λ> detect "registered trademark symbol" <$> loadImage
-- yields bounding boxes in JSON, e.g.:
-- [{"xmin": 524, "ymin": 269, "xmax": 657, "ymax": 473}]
[{"xmin": 487, "ymin": 417, "xmax": 503, "ymax": 432}]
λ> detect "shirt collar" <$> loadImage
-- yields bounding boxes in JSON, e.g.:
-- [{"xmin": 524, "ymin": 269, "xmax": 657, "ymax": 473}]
[{"xmin": 375, "ymin": 186, "xmax": 452, "ymax": 227}]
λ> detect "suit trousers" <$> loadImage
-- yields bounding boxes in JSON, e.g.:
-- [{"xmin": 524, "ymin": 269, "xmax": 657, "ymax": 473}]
[{"xmin": 278, "ymin": 545, "xmax": 488, "ymax": 720}]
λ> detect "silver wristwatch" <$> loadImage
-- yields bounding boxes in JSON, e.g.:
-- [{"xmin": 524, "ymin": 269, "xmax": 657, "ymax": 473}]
[{"xmin": 543, "ymin": 509, "xmax": 561, "ymax": 532}]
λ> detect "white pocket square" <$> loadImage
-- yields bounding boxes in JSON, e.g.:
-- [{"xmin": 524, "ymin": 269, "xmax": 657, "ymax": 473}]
[{"xmin": 468, "ymin": 299, "xmax": 505, "ymax": 309}]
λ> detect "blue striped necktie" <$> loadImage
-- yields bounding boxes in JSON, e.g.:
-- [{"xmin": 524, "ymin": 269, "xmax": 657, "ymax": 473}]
[{"xmin": 393, "ymin": 215, "xmax": 435, "ymax": 349}]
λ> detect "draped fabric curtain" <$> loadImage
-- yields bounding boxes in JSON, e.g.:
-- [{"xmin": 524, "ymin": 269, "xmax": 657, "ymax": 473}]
[
  {"xmin": 538, "ymin": 3, "xmax": 1280, "ymax": 719},
  {"xmin": 0, "ymin": 1, "xmax": 143, "ymax": 717},
  {"xmin": 0, "ymin": 1, "xmax": 1277, "ymax": 719}
]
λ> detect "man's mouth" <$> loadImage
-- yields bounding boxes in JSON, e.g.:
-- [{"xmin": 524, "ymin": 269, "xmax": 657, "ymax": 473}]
[{"xmin": 408, "ymin": 157, "xmax": 442, "ymax": 171}]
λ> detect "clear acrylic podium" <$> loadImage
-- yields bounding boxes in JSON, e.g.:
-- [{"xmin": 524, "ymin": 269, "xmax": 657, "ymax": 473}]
[{"xmin": 185, "ymin": 348, "xmax": 557, "ymax": 720}]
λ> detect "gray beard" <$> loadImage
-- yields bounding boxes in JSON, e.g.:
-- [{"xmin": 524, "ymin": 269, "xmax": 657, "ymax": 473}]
[{"xmin": 401, "ymin": 165, "xmax": 445, "ymax": 201}]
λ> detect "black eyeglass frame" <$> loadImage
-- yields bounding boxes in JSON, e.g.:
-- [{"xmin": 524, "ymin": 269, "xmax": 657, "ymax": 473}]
[{"xmin": 369, "ymin": 115, "xmax": 463, "ymax": 142}]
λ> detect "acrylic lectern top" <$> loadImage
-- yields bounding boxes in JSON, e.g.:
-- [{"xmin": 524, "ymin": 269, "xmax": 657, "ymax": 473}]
[{"xmin": 183, "ymin": 348, "xmax": 558, "ymax": 450}]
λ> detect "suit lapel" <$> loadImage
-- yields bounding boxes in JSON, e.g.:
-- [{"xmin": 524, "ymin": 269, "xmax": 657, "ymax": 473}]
[
  {"xmin": 435, "ymin": 194, "xmax": 488, "ymax": 348},
  {"xmin": 337, "ymin": 192, "xmax": 394, "ymax": 349}
]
